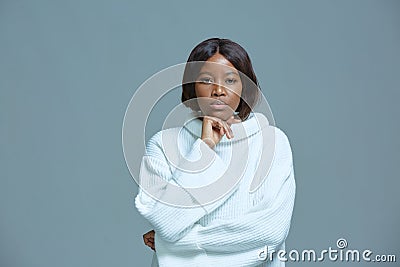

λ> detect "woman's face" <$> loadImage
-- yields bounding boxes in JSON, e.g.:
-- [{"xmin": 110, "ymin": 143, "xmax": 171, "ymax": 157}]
[{"xmin": 194, "ymin": 53, "xmax": 243, "ymax": 121}]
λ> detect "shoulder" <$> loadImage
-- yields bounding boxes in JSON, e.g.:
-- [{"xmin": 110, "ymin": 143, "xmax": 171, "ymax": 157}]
[
  {"xmin": 273, "ymin": 126, "xmax": 292, "ymax": 150},
  {"xmin": 251, "ymin": 112, "xmax": 292, "ymax": 153},
  {"xmin": 266, "ymin": 125, "xmax": 293, "ymax": 166}
]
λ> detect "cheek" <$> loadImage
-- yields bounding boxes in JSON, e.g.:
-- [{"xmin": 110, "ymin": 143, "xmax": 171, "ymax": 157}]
[
  {"xmin": 232, "ymin": 95, "xmax": 241, "ymax": 110},
  {"xmin": 231, "ymin": 86, "xmax": 243, "ymax": 108},
  {"xmin": 194, "ymin": 84, "xmax": 207, "ymax": 97}
]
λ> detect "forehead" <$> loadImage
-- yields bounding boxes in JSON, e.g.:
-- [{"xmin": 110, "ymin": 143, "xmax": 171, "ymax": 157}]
[{"xmin": 199, "ymin": 53, "xmax": 238, "ymax": 75}]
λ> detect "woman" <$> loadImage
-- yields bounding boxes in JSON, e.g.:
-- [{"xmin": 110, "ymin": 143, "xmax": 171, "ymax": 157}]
[{"xmin": 135, "ymin": 38, "xmax": 296, "ymax": 267}]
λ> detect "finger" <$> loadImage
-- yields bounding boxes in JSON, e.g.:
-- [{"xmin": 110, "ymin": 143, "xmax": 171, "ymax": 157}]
[
  {"xmin": 146, "ymin": 242, "xmax": 154, "ymax": 249},
  {"xmin": 226, "ymin": 122, "xmax": 233, "ymax": 137},
  {"xmin": 210, "ymin": 118, "xmax": 220, "ymax": 128},
  {"xmin": 219, "ymin": 125, "xmax": 224, "ymax": 135},
  {"xmin": 214, "ymin": 120, "xmax": 229, "ymax": 138},
  {"xmin": 210, "ymin": 120, "xmax": 224, "ymax": 135},
  {"xmin": 219, "ymin": 121, "xmax": 229, "ymax": 137},
  {"xmin": 226, "ymin": 128, "xmax": 233, "ymax": 139},
  {"xmin": 222, "ymin": 122, "xmax": 233, "ymax": 139},
  {"xmin": 143, "ymin": 233, "xmax": 152, "ymax": 239},
  {"xmin": 144, "ymin": 230, "xmax": 154, "ymax": 235},
  {"xmin": 206, "ymin": 117, "xmax": 231, "ymax": 139}
]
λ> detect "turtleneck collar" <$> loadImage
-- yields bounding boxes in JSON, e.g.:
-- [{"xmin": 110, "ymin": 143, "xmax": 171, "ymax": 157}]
[{"xmin": 182, "ymin": 112, "xmax": 270, "ymax": 143}]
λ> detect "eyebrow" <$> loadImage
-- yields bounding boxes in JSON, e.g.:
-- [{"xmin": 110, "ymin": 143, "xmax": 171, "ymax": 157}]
[
  {"xmin": 225, "ymin": 71, "xmax": 240, "ymax": 76},
  {"xmin": 198, "ymin": 71, "xmax": 240, "ymax": 76}
]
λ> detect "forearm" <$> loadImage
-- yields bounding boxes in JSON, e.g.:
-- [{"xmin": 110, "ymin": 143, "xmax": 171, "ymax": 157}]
[
  {"xmin": 135, "ymin": 138, "xmax": 240, "ymax": 242},
  {"xmin": 173, "ymin": 167, "xmax": 296, "ymax": 253}
]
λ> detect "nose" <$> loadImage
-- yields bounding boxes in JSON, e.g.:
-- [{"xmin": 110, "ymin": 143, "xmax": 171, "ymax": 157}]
[{"xmin": 212, "ymin": 83, "xmax": 226, "ymax": 96}]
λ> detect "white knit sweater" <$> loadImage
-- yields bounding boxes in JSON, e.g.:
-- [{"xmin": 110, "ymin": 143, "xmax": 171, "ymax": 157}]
[{"xmin": 135, "ymin": 112, "xmax": 296, "ymax": 267}]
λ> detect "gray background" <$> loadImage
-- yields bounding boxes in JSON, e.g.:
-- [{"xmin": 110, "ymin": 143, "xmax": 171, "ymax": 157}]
[{"xmin": 1, "ymin": 0, "xmax": 399, "ymax": 266}]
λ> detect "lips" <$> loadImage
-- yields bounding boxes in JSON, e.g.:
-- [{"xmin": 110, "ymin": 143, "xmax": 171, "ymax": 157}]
[
  {"xmin": 210, "ymin": 99, "xmax": 226, "ymax": 105},
  {"xmin": 209, "ymin": 99, "xmax": 228, "ymax": 110}
]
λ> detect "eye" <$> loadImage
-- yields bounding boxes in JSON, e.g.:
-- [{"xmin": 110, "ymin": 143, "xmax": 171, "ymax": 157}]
[
  {"xmin": 225, "ymin": 78, "xmax": 237, "ymax": 85},
  {"xmin": 198, "ymin": 77, "xmax": 213, "ymax": 84}
]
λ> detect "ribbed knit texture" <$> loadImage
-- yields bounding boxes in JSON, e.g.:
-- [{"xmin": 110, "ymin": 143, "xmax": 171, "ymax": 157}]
[{"xmin": 135, "ymin": 112, "xmax": 296, "ymax": 267}]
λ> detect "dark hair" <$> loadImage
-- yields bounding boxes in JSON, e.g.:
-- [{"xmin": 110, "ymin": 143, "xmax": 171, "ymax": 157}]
[{"xmin": 181, "ymin": 38, "xmax": 260, "ymax": 121}]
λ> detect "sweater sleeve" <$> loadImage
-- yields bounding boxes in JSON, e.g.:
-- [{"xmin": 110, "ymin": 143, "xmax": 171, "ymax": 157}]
[
  {"xmin": 174, "ymin": 165, "xmax": 296, "ymax": 254},
  {"xmin": 135, "ymin": 132, "xmax": 241, "ymax": 243},
  {"xmin": 170, "ymin": 128, "xmax": 296, "ymax": 254}
]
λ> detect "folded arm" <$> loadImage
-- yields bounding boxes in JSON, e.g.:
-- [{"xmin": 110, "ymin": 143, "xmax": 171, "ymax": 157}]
[
  {"xmin": 135, "ymin": 132, "xmax": 241, "ymax": 242},
  {"xmin": 173, "ymin": 165, "xmax": 296, "ymax": 253}
]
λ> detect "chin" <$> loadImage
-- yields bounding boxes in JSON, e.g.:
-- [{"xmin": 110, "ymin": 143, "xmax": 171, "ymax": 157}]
[{"xmin": 203, "ymin": 110, "xmax": 232, "ymax": 121}]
